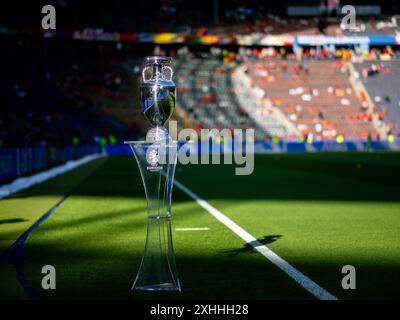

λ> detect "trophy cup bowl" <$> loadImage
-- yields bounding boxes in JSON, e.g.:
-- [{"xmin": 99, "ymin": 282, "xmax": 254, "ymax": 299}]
[
  {"xmin": 141, "ymin": 56, "xmax": 175, "ymax": 142},
  {"xmin": 125, "ymin": 56, "xmax": 181, "ymax": 292}
]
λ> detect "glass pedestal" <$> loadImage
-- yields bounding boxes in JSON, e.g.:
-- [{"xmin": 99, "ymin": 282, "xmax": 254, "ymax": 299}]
[{"xmin": 126, "ymin": 141, "xmax": 180, "ymax": 292}]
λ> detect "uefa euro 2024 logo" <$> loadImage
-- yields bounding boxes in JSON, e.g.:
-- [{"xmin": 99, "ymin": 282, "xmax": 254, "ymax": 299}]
[{"xmin": 147, "ymin": 149, "xmax": 159, "ymax": 167}]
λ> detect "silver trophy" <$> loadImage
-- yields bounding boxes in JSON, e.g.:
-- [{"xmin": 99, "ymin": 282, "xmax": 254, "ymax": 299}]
[
  {"xmin": 141, "ymin": 56, "xmax": 175, "ymax": 142},
  {"xmin": 126, "ymin": 56, "xmax": 180, "ymax": 291}
]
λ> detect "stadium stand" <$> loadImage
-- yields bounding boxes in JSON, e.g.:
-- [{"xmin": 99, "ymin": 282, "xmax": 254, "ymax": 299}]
[
  {"xmin": 353, "ymin": 60, "xmax": 400, "ymax": 136},
  {"xmin": 232, "ymin": 66, "xmax": 297, "ymax": 140},
  {"xmin": 242, "ymin": 58, "xmax": 381, "ymax": 141},
  {"xmin": 174, "ymin": 55, "xmax": 267, "ymax": 139},
  {"xmin": 0, "ymin": 39, "xmax": 131, "ymax": 148}
]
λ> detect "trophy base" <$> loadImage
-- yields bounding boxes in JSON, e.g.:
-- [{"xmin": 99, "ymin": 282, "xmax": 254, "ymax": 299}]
[
  {"xmin": 134, "ymin": 283, "xmax": 181, "ymax": 292},
  {"xmin": 131, "ymin": 216, "xmax": 181, "ymax": 293}
]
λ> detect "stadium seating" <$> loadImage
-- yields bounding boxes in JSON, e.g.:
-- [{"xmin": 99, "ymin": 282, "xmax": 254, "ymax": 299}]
[
  {"xmin": 174, "ymin": 56, "xmax": 266, "ymax": 139},
  {"xmin": 0, "ymin": 40, "xmax": 130, "ymax": 148},
  {"xmin": 242, "ymin": 58, "xmax": 380, "ymax": 140},
  {"xmin": 353, "ymin": 61, "xmax": 400, "ymax": 134}
]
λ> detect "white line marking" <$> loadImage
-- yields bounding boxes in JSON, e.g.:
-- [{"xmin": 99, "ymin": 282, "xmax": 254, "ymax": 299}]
[
  {"xmin": 0, "ymin": 153, "xmax": 104, "ymax": 200},
  {"xmin": 173, "ymin": 179, "xmax": 338, "ymax": 300},
  {"xmin": 176, "ymin": 227, "xmax": 210, "ymax": 231}
]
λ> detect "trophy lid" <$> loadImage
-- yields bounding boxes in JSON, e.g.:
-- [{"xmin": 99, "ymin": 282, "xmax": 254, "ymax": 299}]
[{"xmin": 144, "ymin": 56, "xmax": 172, "ymax": 65}]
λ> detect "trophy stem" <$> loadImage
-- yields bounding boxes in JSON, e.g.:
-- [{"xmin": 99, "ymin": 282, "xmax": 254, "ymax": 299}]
[
  {"xmin": 127, "ymin": 141, "xmax": 180, "ymax": 292},
  {"xmin": 132, "ymin": 215, "xmax": 180, "ymax": 291}
]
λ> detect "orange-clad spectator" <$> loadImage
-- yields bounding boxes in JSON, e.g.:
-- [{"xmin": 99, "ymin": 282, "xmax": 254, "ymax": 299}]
[
  {"xmin": 358, "ymin": 91, "xmax": 366, "ymax": 102},
  {"xmin": 342, "ymin": 50, "xmax": 351, "ymax": 61}
]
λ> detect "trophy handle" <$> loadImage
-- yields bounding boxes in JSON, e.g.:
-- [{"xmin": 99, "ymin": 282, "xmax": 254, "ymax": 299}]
[
  {"xmin": 142, "ymin": 65, "xmax": 173, "ymax": 82},
  {"xmin": 142, "ymin": 66, "xmax": 152, "ymax": 82},
  {"xmin": 162, "ymin": 66, "xmax": 173, "ymax": 81}
]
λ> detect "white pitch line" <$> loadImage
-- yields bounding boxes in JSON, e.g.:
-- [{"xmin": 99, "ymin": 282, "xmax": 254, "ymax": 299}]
[
  {"xmin": 0, "ymin": 153, "xmax": 104, "ymax": 200},
  {"xmin": 173, "ymin": 179, "xmax": 338, "ymax": 301},
  {"xmin": 176, "ymin": 227, "xmax": 210, "ymax": 231}
]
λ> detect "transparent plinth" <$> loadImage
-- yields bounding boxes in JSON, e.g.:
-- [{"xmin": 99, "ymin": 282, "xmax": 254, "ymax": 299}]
[{"xmin": 126, "ymin": 140, "xmax": 181, "ymax": 292}]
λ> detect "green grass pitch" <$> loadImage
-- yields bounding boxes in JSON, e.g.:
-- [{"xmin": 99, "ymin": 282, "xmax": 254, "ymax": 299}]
[{"xmin": 1, "ymin": 152, "xmax": 400, "ymax": 299}]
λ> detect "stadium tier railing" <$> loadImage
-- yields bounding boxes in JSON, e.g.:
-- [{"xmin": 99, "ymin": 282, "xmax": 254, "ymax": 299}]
[
  {"xmin": 105, "ymin": 138, "xmax": 400, "ymax": 156},
  {"xmin": 1, "ymin": 140, "xmax": 398, "ymax": 183},
  {"xmin": 0, "ymin": 145, "xmax": 101, "ymax": 183}
]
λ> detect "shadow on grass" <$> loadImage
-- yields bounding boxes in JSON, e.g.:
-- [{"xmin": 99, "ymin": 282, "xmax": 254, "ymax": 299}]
[
  {"xmin": 0, "ymin": 218, "xmax": 28, "ymax": 225},
  {"xmin": 222, "ymin": 235, "xmax": 282, "ymax": 256},
  {"xmin": 21, "ymin": 240, "xmax": 400, "ymax": 300},
  {"xmin": 6, "ymin": 154, "xmax": 400, "ymax": 202},
  {"xmin": 21, "ymin": 241, "xmax": 314, "ymax": 300}
]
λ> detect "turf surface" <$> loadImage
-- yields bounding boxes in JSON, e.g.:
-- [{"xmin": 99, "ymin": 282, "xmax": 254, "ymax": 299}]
[
  {"xmin": 1, "ymin": 152, "xmax": 400, "ymax": 299},
  {"xmin": 0, "ymin": 158, "xmax": 106, "ymax": 299},
  {"xmin": 0, "ymin": 158, "xmax": 105, "ymax": 255}
]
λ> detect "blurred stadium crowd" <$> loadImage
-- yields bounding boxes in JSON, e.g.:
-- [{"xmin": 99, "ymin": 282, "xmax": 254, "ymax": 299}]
[
  {"xmin": 2, "ymin": 1, "xmax": 398, "ymax": 36},
  {"xmin": 0, "ymin": 1, "xmax": 399, "ymax": 180},
  {"xmin": 172, "ymin": 44, "xmax": 400, "ymax": 143},
  {"xmin": 0, "ymin": 39, "xmax": 143, "ymax": 148},
  {"xmin": 2, "ymin": 40, "xmax": 399, "ymax": 148}
]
